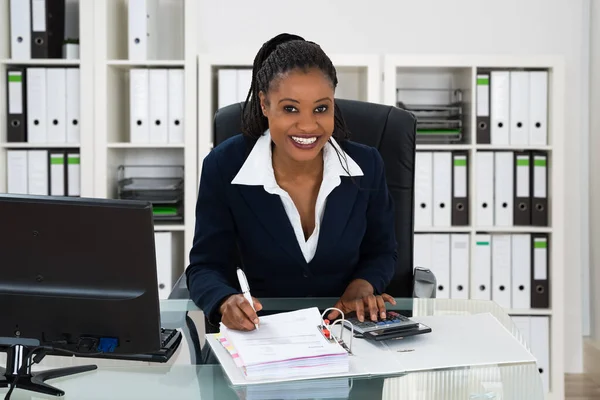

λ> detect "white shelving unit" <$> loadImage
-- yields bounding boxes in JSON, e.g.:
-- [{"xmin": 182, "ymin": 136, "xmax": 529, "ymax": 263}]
[
  {"xmin": 384, "ymin": 54, "xmax": 565, "ymax": 400},
  {"xmin": 92, "ymin": 0, "xmax": 198, "ymax": 277}
]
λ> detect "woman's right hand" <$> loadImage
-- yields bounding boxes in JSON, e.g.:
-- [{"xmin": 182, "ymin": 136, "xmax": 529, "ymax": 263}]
[{"xmin": 219, "ymin": 294, "xmax": 262, "ymax": 331}]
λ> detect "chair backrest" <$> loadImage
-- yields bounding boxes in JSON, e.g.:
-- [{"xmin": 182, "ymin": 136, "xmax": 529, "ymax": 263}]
[{"xmin": 213, "ymin": 99, "xmax": 417, "ymax": 297}]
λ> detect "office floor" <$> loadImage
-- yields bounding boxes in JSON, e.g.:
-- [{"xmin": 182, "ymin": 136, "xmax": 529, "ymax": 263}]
[{"xmin": 566, "ymin": 339, "xmax": 600, "ymax": 399}]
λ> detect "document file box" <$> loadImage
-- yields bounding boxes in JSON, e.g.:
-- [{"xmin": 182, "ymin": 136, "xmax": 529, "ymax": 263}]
[
  {"xmin": 531, "ymin": 151, "xmax": 548, "ymax": 226},
  {"xmin": 511, "ymin": 234, "xmax": 531, "ymax": 309},
  {"xmin": 475, "ymin": 152, "xmax": 494, "ymax": 226},
  {"xmin": 10, "ymin": 0, "xmax": 31, "ymax": 59},
  {"xmin": 26, "ymin": 68, "xmax": 47, "ymax": 143},
  {"xmin": 472, "ymin": 234, "xmax": 492, "ymax": 300},
  {"xmin": 490, "ymin": 71, "xmax": 510, "ymax": 145},
  {"xmin": 50, "ymin": 151, "xmax": 65, "ymax": 196},
  {"xmin": 31, "ymin": 0, "xmax": 65, "ymax": 59},
  {"xmin": 431, "ymin": 234, "xmax": 450, "ymax": 299},
  {"xmin": 149, "ymin": 69, "xmax": 169, "ymax": 144},
  {"xmin": 510, "ymin": 316, "xmax": 550, "ymax": 393},
  {"xmin": 128, "ymin": 0, "xmax": 159, "ymax": 60},
  {"xmin": 476, "ymin": 70, "xmax": 491, "ymax": 144},
  {"xmin": 130, "ymin": 69, "xmax": 150, "ymax": 143},
  {"xmin": 492, "ymin": 234, "xmax": 512, "ymax": 309},
  {"xmin": 414, "ymin": 152, "xmax": 433, "ymax": 227},
  {"xmin": 7, "ymin": 151, "xmax": 28, "ymax": 194},
  {"xmin": 155, "ymin": 232, "xmax": 174, "ymax": 299},
  {"xmin": 451, "ymin": 151, "xmax": 469, "ymax": 226},
  {"xmin": 413, "ymin": 234, "xmax": 432, "ymax": 272},
  {"xmin": 167, "ymin": 69, "xmax": 184, "ymax": 144},
  {"xmin": 514, "ymin": 151, "xmax": 531, "ymax": 226},
  {"xmin": 531, "ymin": 234, "xmax": 549, "ymax": 308},
  {"xmin": 46, "ymin": 68, "xmax": 67, "ymax": 143},
  {"xmin": 67, "ymin": 152, "xmax": 81, "ymax": 196},
  {"xmin": 529, "ymin": 71, "xmax": 548, "ymax": 146},
  {"xmin": 494, "ymin": 152, "xmax": 513, "ymax": 226},
  {"xmin": 450, "ymin": 234, "xmax": 469, "ymax": 300},
  {"xmin": 509, "ymin": 71, "xmax": 530, "ymax": 146},
  {"xmin": 66, "ymin": 68, "xmax": 80, "ymax": 144},
  {"xmin": 6, "ymin": 68, "xmax": 27, "ymax": 142},
  {"xmin": 27, "ymin": 150, "xmax": 48, "ymax": 195},
  {"xmin": 433, "ymin": 152, "xmax": 451, "ymax": 227}
]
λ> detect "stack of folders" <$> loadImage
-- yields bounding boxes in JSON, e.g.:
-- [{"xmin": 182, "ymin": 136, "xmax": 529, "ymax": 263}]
[
  {"xmin": 217, "ymin": 68, "xmax": 253, "ymax": 109},
  {"xmin": 129, "ymin": 69, "xmax": 184, "ymax": 144},
  {"xmin": 217, "ymin": 308, "xmax": 349, "ymax": 381},
  {"xmin": 6, "ymin": 67, "xmax": 80, "ymax": 144}
]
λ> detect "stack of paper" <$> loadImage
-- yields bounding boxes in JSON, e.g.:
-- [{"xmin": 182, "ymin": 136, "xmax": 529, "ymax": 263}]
[{"xmin": 218, "ymin": 308, "xmax": 349, "ymax": 381}]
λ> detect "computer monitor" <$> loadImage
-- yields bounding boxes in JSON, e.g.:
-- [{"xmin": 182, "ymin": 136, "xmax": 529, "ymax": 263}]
[{"xmin": 0, "ymin": 194, "xmax": 162, "ymax": 397}]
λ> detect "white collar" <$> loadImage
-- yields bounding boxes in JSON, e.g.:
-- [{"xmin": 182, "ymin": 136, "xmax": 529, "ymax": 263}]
[{"xmin": 231, "ymin": 130, "xmax": 363, "ymax": 187}]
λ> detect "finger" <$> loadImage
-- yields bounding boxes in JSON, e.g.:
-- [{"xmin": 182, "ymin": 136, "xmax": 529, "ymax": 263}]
[
  {"xmin": 376, "ymin": 296, "xmax": 386, "ymax": 319},
  {"xmin": 253, "ymin": 297, "xmax": 263, "ymax": 312},
  {"xmin": 367, "ymin": 295, "xmax": 378, "ymax": 321},
  {"xmin": 382, "ymin": 293, "xmax": 396, "ymax": 305},
  {"xmin": 355, "ymin": 299, "xmax": 365, "ymax": 322},
  {"xmin": 238, "ymin": 299, "xmax": 260, "ymax": 326},
  {"xmin": 223, "ymin": 306, "xmax": 250, "ymax": 331},
  {"xmin": 328, "ymin": 301, "xmax": 342, "ymax": 320}
]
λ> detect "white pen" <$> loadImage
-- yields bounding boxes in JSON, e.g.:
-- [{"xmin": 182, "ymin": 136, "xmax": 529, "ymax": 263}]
[{"xmin": 236, "ymin": 267, "xmax": 259, "ymax": 330}]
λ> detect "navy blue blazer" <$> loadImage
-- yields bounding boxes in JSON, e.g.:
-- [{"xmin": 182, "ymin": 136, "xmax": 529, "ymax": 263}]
[{"xmin": 186, "ymin": 134, "xmax": 397, "ymax": 323}]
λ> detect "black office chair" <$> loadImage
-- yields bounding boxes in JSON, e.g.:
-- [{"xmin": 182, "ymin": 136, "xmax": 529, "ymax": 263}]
[{"xmin": 170, "ymin": 98, "xmax": 436, "ymax": 300}]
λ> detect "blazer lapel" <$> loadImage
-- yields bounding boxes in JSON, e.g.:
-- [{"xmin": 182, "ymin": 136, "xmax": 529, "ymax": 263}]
[
  {"xmin": 315, "ymin": 177, "xmax": 361, "ymax": 259},
  {"xmin": 236, "ymin": 185, "xmax": 306, "ymax": 266}
]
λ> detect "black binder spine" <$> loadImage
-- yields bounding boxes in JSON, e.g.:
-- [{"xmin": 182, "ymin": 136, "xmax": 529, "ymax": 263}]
[
  {"xmin": 531, "ymin": 233, "xmax": 550, "ymax": 308},
  {"xmin": 531, "ymin": 151, "xmax": 549, "ymax": 226},
  {"xmin": 513, "ymin": 151, "xmax": 532, "ymax": 225},
  {"xmin": 31, "ymin": 0, "xmax": 65, "ymax": 59},
  {"xmin": 451, "ymin": 151, "xmax": 469, "ymax": 226},
  {"xmin": 476, "ymin": 70, "xmax": 491, "ymax": 144},
  {"xmin": 6, "ymin": 67, "xmax": 27, "ymax": 142}
]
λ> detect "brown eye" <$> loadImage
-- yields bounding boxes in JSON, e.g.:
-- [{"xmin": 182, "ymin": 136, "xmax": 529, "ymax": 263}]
[
  {"xmin": 315, "ymin": 105, "xmax": 328, "ymax": 113},
  {"xmin": 283, "ymin": 106, "xmax": 298, "ymax": 113}
]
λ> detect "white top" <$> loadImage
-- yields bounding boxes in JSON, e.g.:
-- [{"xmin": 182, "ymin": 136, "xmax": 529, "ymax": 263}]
[{"xmin": 231, "ymin": 130, "xmax": 364, "ymax": 263}]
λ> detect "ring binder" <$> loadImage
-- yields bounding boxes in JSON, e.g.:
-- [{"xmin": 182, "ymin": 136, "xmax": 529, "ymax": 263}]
[{"xmin": 320, "ymin": 308, "xmax": 354, "ymax": 355}]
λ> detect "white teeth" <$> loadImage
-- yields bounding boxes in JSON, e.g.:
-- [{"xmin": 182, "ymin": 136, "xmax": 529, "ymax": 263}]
[{"xmin": 291, "ymin": 136, "xmax": 317, "ymax": 145}]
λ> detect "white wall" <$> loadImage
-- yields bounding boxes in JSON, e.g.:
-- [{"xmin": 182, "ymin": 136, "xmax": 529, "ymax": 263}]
[
  {"xmin": 590, "ymin": 0, "xmax": 600, "ymax": 344},
  {"xmin": 196, "ymin": 0, "xmax": 588, "ymax": 372}
]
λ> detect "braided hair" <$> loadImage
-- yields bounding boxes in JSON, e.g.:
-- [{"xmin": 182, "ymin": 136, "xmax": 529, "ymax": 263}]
[{"xmin": 241, "ymin": 33, "xmax": 350, "ymax": 142}]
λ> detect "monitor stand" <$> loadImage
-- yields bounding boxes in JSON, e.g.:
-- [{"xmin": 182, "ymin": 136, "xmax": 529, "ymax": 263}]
[{"xmin": 0, "ymin": 345, "xmax": 97, "ymax": 396}]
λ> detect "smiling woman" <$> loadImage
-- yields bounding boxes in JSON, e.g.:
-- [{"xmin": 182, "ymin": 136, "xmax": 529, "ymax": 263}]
[{"xmin": 186, "ymin": 33, "xmax": 398, "ymax": 342}]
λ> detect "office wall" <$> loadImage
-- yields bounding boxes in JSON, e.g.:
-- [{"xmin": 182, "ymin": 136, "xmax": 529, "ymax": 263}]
[
  {"xmin": 590, "ymin": 0, "xmax": 600, "ymax": 345},
  {"xmin": 196, "ymin": 0, "xmax": 588, "ymax": 372}
]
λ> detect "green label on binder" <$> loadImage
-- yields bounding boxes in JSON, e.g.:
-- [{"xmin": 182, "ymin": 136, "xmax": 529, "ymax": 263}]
[
  {"xmin": 477, "ymin": 77, "xmax": 489, "ymax": 85},
  {"xmin": 8, "ymin": 73, "xmax": 22, "ymax": 82},
  {"xmin": 516, "ymin": 157, "xmax": 529, "ymax": 166},
  {"xmin": 68, "ymin": 155, "xmax": 80, "ymax": 165},
  {"xmin": 153, "ymin": 206, "xmax": 177, "ymax": 215},
  {"xmin": 534, "ymin": 158, "xmax": 547, "ymax": 167},
  {"xmin": 476, "ymin": 241, "xmax": 490, "ymax": 246},
  {"xmin": 534, "ymin": 239, "xmax": 547, "ymax": 248},
  {"xmin": 454, "ymin": 157, "xmax": 467, "ymax": 166},
  {"xmin": 50, "ymin": 155, "xmax": 63, "ymax": 164}
]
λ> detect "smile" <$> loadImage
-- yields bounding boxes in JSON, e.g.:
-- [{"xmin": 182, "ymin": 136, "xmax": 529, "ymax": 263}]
[{"xmin": 291, "ymin": 136, "xmax": 317, "ymax": 145}]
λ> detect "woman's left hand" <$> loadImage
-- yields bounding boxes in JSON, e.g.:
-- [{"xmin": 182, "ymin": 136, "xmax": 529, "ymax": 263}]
[{"xmin": 327, "ymin": 279, "xmax": 396, "ymax": 322}]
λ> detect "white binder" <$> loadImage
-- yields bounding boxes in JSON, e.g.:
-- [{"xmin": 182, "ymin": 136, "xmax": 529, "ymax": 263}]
[
  {"xmin": 475, "ymin": 152, "xmax": 494, "ymax": 226},
  {"xmin": 431, "ymin": 234, "xmax": 450, "ymax": 299},
  {"xmin": 128, "ymin": 0, "xmax": 159, "ymax": 60},
  {"xmin": 414, "ymin": 152, "xmax": 433, "ymax": 227},
  {"xmin": 491, "ymin": 234, "xmax": 512, "ymax": 309},
  {"xmin": 490, "ymin": 71, "xmax": 510, "ymax": 145},
  {"xmin": 450, "ymin": 234, "xmax": 469, "ymax": 299},
  {"xmin": 218, "ymin": 69, "xmax": 238, "ymax": 109},
  {"xmin": 511, "ymin": 234, "xmax": 531, "ymax": 309},
  {"xmin": 46, "ymin": 68, "xmax": 67, "ymax": 143},
  {"xmin": 530, "ymin": 317, "xmax": 550, "ymax": 393},
  {"xmin": 67, "ymin": 152, "xmax": 81, "ymax": 196},
  {"xmin": 413, "ymin": 234, "xmax": 432, "ymax": 272},
  {"xmin": 472, "ymin": 234, "xmax": 491, "ymax": 300},
  {"xmin": 27, "ymin": 68, "xmax": 47, "ymax": 143},
  {"xmin": 510, "ymin": 316, "xmax": 531, "ymax": 347},
  {"xmin": 66, "ymin": 68, "xmax": 80, "ymax": 144},
  {"xmin": 7, "ymin": 150, "xmax": 28, "ymax": 194},
  {"xmin": 509, "ymin": 71, "xmax": 529, "ymax": 146},
  {"xmin": 27, "ymin": 150, "xmax": 48, "ymax": 195},
  {"xmin": 237, "ymin": 69, "xmax": 253, "ymax": 103},
  {"xmin": 494, "ymin": 152, "xmax": 514, "ymax": 226},
  {"xmin": 10, "ymin": 0, "xmax": 31, "ymax": 59},
  {"xmin": 154, "ymin": 232, "xmax": 174, "ymax": 299},
  {"xmin": 529, "ymin": 71, "xmax": 548, "ymax": 146},
  {"xmin": 433, "ymin": 152, "xmax": 451, "ymax": 227},
  {"xmin": 50, "ymin": 152, "xmax": 65, "ymax": 196},
  {"xmin": 149, "ymin": 69, "xmax": 168, "ymax": 143},
  {"xmin": 130, "ymin": 69, "xmax": 150, "ymax": 143},
  {"xmin": 167, "ymin": 69, "xmax": 184, "ymax": 144}
]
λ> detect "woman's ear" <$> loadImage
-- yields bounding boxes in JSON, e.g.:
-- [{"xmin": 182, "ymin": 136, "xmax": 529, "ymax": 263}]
[{"xmin": 258, "ymin": 91, "xmax": 268, "ymax": 116}]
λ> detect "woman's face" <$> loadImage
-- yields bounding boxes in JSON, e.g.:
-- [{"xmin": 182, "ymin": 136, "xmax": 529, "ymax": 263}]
[{"xmin": 259, "ymin": 68, "xmax": 335, "ymax": 164}]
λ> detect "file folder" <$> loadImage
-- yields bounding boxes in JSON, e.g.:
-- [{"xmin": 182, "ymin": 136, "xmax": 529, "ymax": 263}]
[
  {"xmin": 509, "ymin": 71, "xmax": 530, "ymax": 146},
  {"xmin": 6, "ymin": 68, "xmax": 27, "ymax": 142},
  {"xmin": 414, "ymin": 152, "xmax": 432, "ymax": 227},
  {"xmin": 492, "ymin": 234, "xmax": 512, "ymax": 309},
  {"xmin": 511, "ymin": 316, "xmax": 531, "ymax": 347},
  {"xmin": 237, "ymin": 69, "xmax": 253, "ymax": 103},
  {"xmin": 511, "ymin": 234, "xmax": 531, "ymax": 309},
  {"xmin": 46, "ymin": 68, "xmax": 67, "ymax": 143},
  {"xmin": 431, "ymin": 234, "xmax": 450, "ymax": 299},
  {"xmin": 450, "ymin": 234, "xmax": 469, "ymax": 299},
  {"xmin": 472, "ymin": 234, "xmax": 491, "ymax": 300},
  {"xmin": 531, "ymin": 151, "xmax": 548, "ymax": 226},
  {"xmin": 494, "ymin": 152, "xmax": 514, "ymax": 226},
  {"xmin": 31, "ymin": 0, "xmax": 65, "ymax": 59},
  {"xmin": 531, "ymin": 234, "xmax": 549, "ymax": 308},
  {"xmin": 66, "ymin": 68, "xmax": 80, "ymax": 144},
  {"xmin": 413, "ymin": 234, "xmax": 431, "ymax": 272},
  {"xmin": 49, "ymin": 151, "xmax": 65, "ymax": 196},
  {"xmin": 475, "ymin": 152, "xmax": 494, "ymax": 226},
  {"xmin": 128, "ymin": 0, "xmax": 159, "ymax": 60},
  {"xmin": 476, "ymin": 70, "xmax": 491, "ymax": 144},
  {"xmin": 10, "ymin": 0, "xmax": 31, "ymax": 59},
  {"xmin": 530, "ymin": 316, "xmax": 550, "ymax": 393},
  {"xmin": 130, "ymin": 69, "xmax": 150, "ymax": 143},
  {"xmin": 27, "ymin": 150, "xmax": 48, "ymax": 195},
  {"xmin": 67, "ymin": 152, "xmax": 80, "ymax": 196},
  {"xmin": 26, "ymin": 68, "xmax": 47, "ymax": 143},
  {"xmin": 167, "ymin": 69, "xmax": 184, "ymax": 144},
  {"xmin": 490, "ymin": 71, "xmax": 510, "ymax": 145},
  {"xmin": 433, "ymin": 152, "xmax": 451, "ymax": 227},
  {"xmin": 529, "ymin": 71, "xmax": 548, "ymax": 146},
  {"xmin": 149, "ymin": 69, "xmax": 168, "ymax": 143},
  {"xmin": 452, "ymin": 151, "xmax": 468, "ymax": 226},
  {"xmin": 514, "ymin": 151, "xmax": 531, "ymax": 226},
  {"xmin": 155, "ymin": 232, "xmax": 174, "ymax": 299},
  {"xmin": 7, "ymin": 150, "xmax": 28, "ymax": 194},
  {"xmin": 218, "ymin": 69, "xmax": 238, "ymax": 109}
]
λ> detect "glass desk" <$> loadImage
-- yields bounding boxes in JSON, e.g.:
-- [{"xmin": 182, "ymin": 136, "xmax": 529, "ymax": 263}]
[{"xmin": 0, "ymin": 298, "xmax": 544, "ymax": 399}]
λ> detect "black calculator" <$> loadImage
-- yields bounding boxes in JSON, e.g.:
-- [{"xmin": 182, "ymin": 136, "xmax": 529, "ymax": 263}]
[{"xmin": 344, "ymin": 311, "xmax": 432, "ymax": 342}]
